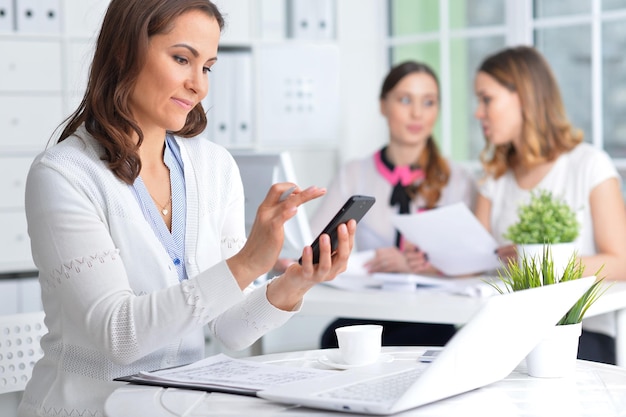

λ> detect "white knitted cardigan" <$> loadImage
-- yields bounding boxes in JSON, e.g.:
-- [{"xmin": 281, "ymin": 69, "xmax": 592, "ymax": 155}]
[{"xmin": 19, "ymin": 126, "xmax": 296, "ymax": 417}]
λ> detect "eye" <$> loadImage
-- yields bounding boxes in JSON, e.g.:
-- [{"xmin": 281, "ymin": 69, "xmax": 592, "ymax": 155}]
[
  {"xmin": 481, "ymin": 96, "xmax": 491, "ymax": 105},
  {"xmin": 424, "ymin": 99, "xmax": 437, "ymax": 107},
  {"xmin": 174, "ymin": 55, "xmax": 188, "ymax": 65},
  {"xmin": 398, "ymin": 96, "xmax": 411, "ymax": 105},
  {"xmin": 203, "ymin": 66, "xmax": 212, "ymax": 74}
]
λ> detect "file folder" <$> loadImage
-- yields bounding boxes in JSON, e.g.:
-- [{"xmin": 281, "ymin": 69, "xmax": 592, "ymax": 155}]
[
  {"xmin": 16, "ymin": 0, "xmax": 61, "ymax": 34},
  {"xmin": 0, "ymin": 0, "xmax": 14, "ymax": 32},
  {"xmin": 210, "ymin": 52, "xmax": 234, "ymax": 146},
  {"xmin": 259, "ymin": 0, "xmax": 287, "ymax": 40},
  {"xmin": 232, "ymin": 51, "xmax": 253, "ymax": 146},
  {"xmin": 288, "ymin": 0, "xmax": 335, "ymax": 40},
  {"xmin": 212, "ymin": 0, "xmax": 251, "ymax": 44}
]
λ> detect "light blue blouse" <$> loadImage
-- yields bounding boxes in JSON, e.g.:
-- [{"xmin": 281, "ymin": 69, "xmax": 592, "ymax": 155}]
[{"xmin": 131, "ymin": 135, "xmax": 187, "ymax": 281}]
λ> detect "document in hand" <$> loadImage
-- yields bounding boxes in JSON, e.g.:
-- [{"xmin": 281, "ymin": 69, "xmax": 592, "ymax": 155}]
[
  {"xmin": 115, "ymin": 353, "xmax": 333, "ymax": 396},
  {"xmin": 391, "ymin": 202, "xmax": 501, "ymax": 276}
]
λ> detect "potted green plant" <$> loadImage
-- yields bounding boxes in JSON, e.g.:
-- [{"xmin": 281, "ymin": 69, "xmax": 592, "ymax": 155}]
[
  {"xmin": 504, "ymin": 189, "xmax": 580, "ymax": 278},
  {"xmin": 491, "ymin": 248, "xmax": 607, "ymax": 377},
  {"xmin": 504, "ymin": 189, "xmax": 579, "ymax": 244}
]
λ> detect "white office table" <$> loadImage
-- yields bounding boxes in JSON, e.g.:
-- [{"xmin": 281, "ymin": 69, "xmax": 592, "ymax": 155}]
[
  {"xmin": 299, "ymin": 280, "xmax": 626, "ymax": 366},
  {"xmin": 105, "ymin": 346, "xmax": 626, "ymax": 417}
]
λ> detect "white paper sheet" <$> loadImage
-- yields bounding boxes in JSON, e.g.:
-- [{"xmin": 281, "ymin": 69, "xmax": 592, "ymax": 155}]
[
  {"xmin": 345, "ymin": 250, "xmax": 375, "ymax": 275},
  {"xmin": 323, "ymin": 250, "xmax": 380, "ymax": 291},
  {"xmin": 324, "ymin": 249, "xmax": 498, "ymax": 296},
  {"xmin": 372, "ymin": 273, "xmax": 499, "ymax": 297},
  {"xmin": 324, "ymin": 271, "xmax": 499, "ymax": 297},
  {"xmin": 391, "ymin": 203, "xmax": 501, "ymax": 276},
  {"xmin": 129, "ymin": 354, "xmax": 332, "ymax": 393}
]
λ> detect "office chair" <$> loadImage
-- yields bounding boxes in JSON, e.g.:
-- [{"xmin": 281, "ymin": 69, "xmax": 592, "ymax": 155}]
[{"xmin": 0, "ymin": 311, "xmax": 46, "ymax": 394}]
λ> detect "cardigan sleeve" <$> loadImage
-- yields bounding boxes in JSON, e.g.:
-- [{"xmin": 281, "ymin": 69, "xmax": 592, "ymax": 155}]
[
  {"xmin": 175, "ymin": 141, "xmax": 300, "ymax": 350},
  {"xmin": 207, "ymin": 279, "xmax": 301, "ymax": 351}
]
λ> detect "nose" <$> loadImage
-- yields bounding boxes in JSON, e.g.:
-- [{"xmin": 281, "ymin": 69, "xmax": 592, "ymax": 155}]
[
  {"xmin": 185, "ymin": 68, "xmax": 209, "ymax": 100},
  {"xmin": 410, "ymin": 103, "xmax": 422, "ymax": 118},
  {"xmin": 474, "ymin": 103, "xmax": 484, "ymax": 120}
]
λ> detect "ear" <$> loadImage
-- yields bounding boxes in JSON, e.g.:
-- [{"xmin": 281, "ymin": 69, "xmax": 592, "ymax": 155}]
[
  {"xmin": 510, "ymin": 90, "xmax": 523, "ymax": 117},
  {"xmin": 379, "ymin": 99, "xmax": 387, "ymax": 118}
]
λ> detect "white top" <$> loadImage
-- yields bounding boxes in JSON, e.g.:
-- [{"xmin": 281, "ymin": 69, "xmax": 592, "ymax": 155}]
[
  {"xmin": 479, "ymin": 142, "xmax": 619, "ymax": 336},
  {"xmin": 311, "ymin": 153, "xmax": 477, "ymax": 251},
  {"xmin": 19, "ymin": 126, "xmax": 297, "ymax": 417}
]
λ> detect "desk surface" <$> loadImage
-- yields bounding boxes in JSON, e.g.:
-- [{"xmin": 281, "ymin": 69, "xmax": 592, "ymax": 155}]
[
  {"xmin": 301, "ymin": 283, "xmax": 485, "ymax": 324},
  {"xmin": 106, "ymin": 347, "xmax": 626, "ymax": 417},
  {"xmin": 300, "ymin": 280, "xmax": 626, "ymax": 366},
  {"xmin": 301, "ymin": 279, "xmax": 626, "ymax": 323}
]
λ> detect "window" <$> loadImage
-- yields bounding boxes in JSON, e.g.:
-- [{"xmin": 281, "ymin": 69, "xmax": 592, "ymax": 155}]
[
  {"xmin": 388, "ymin": 0, "xmax": 626, "ymax": 185},
  {"xmin": 388, "ymin": 0, "xmax": 507, "ymax": 162}
]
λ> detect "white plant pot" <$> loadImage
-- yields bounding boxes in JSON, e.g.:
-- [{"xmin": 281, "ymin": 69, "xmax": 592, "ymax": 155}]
[
  {"xmin": 526, "ymin": 322, "xmax": 582, "ymax": 378},
  {"xmin": 517, "ymin": 242, "xmax": 577, "ymax": 280}
]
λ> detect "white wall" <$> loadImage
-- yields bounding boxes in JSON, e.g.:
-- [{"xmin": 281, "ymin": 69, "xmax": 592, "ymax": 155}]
[
  {"xmin": 289, "ymin": 0, "xmax": 389, "ymax": 218},
  {"xmin": 336, "ymin": 0, "xmax": 389, "ymax": 164},
  {"xmin": 259, "ymin": 0, "xmax": 390, "ymax": 353}
]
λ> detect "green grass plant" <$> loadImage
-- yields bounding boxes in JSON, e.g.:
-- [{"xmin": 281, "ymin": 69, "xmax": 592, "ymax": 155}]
[{"xmin": 490, "ymin": 245, "xmax": 608, "ymax": 325}]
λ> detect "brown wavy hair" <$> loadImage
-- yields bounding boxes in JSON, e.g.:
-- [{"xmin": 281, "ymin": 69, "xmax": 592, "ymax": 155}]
[
  {"xmin": 477, "ymin": 46, "xmax": 583, "ymax": 178},
  {"xmin": 58, "ymin": 0, "xmax": 224, "ymax": 184},
  {"xmin": 380, "ymin": 61, "xmax": 450, "ymax": 209}
]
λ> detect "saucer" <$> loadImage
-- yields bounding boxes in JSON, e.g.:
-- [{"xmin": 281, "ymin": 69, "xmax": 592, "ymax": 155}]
[{"xmin": 317, "ymin": 353, "xmax": 394, "ymax": 370}]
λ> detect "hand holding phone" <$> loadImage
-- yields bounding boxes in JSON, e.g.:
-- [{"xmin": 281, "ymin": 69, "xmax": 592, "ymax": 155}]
[{"xmin": 299, "ymin": 195, "xmax": 375, "ymax": 265}]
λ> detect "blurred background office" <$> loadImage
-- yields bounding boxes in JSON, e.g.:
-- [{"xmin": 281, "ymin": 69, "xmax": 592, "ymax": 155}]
[{"xmin": 2, "ymin": 0, "xmax": 626, "ymax": 413}]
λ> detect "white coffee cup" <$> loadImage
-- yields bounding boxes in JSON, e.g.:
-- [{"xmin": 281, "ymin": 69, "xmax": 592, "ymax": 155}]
[{"xmin": 335, "ymin": 324, "xmax": 383, "ymax": 366}]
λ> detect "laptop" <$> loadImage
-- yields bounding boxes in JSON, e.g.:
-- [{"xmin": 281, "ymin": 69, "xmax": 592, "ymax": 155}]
[{"xmin": 258, "ymin": 276, "xmax": 596, "ymax": 415}]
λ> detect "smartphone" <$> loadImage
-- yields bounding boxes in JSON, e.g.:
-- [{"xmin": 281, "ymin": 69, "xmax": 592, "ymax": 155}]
[
  {"xmin": 299, "ymin": 195, "xmax": 375, "ymax": 265},
  {"xmin": 419, "ymin": 349, "xmax": 442, "ymax": 363}
]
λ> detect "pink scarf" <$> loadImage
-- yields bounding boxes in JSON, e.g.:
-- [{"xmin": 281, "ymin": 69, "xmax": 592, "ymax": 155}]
[{"xmin": 373, "ymin": 147, "xmax": 424, "ymax": 248}]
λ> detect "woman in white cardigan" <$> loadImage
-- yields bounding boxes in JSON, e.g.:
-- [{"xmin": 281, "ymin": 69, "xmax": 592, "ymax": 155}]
[{"xmin": 18, "ymin": 1, "xmax": 355, "ymax": 416}]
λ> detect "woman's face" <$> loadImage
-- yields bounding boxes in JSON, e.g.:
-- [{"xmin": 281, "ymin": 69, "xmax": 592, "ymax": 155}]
[
  {"xmin": 380, "ymin": 72, "xmax": 439, "ymax": 148},
  {"xmin": 474, "ymin": 71, "xmax": 523, "ymax": 146},
  {"xmin": 129, "ymin": 10, "xmax": 220, "ymax": 137}
]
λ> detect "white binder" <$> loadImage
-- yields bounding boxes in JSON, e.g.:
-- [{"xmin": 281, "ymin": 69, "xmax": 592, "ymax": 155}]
[
  {"xmin": 259, "ymin": 0, "xmax": 287, "ymax": 41},
  {"xmin": 210, "ymin": 52, "xmax": 234, "ymax": 146},
  {"xmin": 288, "ymin": 0, "xmax": 334, "ymax": 40},
  {"xmin": 288, "ymin": 0, "xmax": 315, "ymax": 39},
  {"xmin": 232, "ymin": 52, "xmax": 253, "ymax": 146},
  {"xmin": 212, "ymin": 0, "xmax": 251, "ymax": 44},
  {"xmin": 206, "ymin": 51, "xmax": 254, "ymax": 148},
  {"xmin": 16, "ymin": 0, "xmax": 61, "ymax": 34},
  {"xmin": 314, "ymin": 0, "xmax": 335, "ymax": 39},
  {"xmin": 201, "ymin": 75, "xmax": 215, "ymax": 142},
  {"xmin": 0, "ymin": 0, "xmax": 14, "ymax": 32},
  {"xmin": 62, "ymin": 0, "xmax": 108, "ymax": 37}
]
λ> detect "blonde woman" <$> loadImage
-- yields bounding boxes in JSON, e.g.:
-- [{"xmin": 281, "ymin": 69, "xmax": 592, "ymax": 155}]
[{"xmin": 474, "ymin": 46, "xmax": 626, "ymax": 364}]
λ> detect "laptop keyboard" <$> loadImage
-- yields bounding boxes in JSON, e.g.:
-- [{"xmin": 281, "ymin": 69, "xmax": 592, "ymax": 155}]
[{"xmin": 316, "ymin": 367, "xmax": 425, "ymax": 404}]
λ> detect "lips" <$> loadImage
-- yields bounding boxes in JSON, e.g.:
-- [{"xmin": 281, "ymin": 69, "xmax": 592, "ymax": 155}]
[
  {"xmin": 406, "ymin": 124, "xmax": 423, "ymax": 134},
  {"xmin": 171, "ymin": 97, "xmax": 194, "ymax": 110}
]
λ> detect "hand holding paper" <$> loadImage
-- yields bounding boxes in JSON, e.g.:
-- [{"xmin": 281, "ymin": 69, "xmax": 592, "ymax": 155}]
[{"xmin": 391, "ymin": 203, "xmax": 500, "ymax": 276}]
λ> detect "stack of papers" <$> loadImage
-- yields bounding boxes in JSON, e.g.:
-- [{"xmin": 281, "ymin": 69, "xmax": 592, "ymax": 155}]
[
  {"xmin": 372, "ymin": 273, "xmax": 499, "ymax": 297},
  {"xmin": 324, "ymin": 272, "xmax": 498, "ymax": 298},
  {"xmin": 116, "ymin": 353, "xmax": 333, "ymax": 396},
  {"xmin": 325, "ymin": 246, "xmax": 499, "ymax": 297},
  {"xmin": 391, "ymin": 202, "xmax": 501, "ymax": 276}
]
